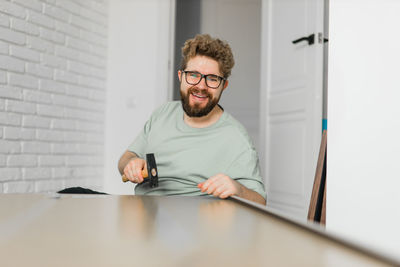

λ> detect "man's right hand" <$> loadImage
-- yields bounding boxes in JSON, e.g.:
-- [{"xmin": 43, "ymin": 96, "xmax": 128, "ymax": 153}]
[{"xmin": 123, "ymin": 157, "xmax": 146, "ymax": 184}]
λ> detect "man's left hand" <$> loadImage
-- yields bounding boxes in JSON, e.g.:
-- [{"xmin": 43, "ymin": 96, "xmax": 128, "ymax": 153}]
[{"xmin": 198, "ymin": 174, "xmax": 243, "ymax": 199}]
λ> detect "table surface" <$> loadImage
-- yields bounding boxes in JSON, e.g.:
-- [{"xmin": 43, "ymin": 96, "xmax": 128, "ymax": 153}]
[{"xmin": 0, "ymin": 194, "xmax": 396, "ymax": 267}]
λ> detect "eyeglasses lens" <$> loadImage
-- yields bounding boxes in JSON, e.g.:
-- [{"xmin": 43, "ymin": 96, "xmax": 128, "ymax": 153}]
[{"xmin": 184, "ymin": 71, "xmax": 221, "ymax": 89}]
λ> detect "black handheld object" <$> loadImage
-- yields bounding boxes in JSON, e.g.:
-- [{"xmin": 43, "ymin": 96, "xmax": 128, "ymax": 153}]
[
  {"xmin": 121, "ymin": 153, "xmax": 159, "ymax": 188},
  {"xmin": 146, "ymin": 153, "xmax": 158, "ymax": 188}
]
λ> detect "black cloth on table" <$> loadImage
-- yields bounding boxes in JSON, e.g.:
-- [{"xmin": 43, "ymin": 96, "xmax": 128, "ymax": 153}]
[{"xmin": 57, "ymin": 187, "xmax": 108, "ymax": 195}]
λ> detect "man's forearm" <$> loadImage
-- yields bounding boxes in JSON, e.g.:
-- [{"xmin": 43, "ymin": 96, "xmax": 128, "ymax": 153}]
[
  {"xmin": 237, "ymin": 185, "xmax": 266, "ymax": 205},
  {"xmin": 118, "ymin": 151, "xmax": 139, "ymax": 175}
]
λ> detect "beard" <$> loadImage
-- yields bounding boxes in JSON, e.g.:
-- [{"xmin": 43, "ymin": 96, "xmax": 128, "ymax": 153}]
[{"xmin": 180, "ymin": 86, "xmax": 221, "ymax": 117}]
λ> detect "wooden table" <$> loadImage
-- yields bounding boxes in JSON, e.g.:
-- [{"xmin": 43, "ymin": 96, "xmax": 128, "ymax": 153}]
[{"xmin": 0, "ymin": 194, "xmax": 396, "ymax": 266}]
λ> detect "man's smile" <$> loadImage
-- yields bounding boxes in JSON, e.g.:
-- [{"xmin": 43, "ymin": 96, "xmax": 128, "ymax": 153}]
[
  {"xmin": 192, "ymin": 93, "xmax": 207, "ymax": 98},
  {"xmin": 191, "ymin": 92, "xmax": 208, "ymax": 102}
]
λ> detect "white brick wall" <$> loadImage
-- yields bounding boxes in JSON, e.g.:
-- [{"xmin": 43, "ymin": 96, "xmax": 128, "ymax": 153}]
[{"xmin": 0, "ymin": 0, "xmax": 108, "ymax": 193}]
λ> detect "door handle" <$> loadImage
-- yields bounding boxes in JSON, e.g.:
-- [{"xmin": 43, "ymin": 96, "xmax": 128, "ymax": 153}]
[{"xmin": 292, "ymin": 34, "xmax": 315, "ymax": 45}]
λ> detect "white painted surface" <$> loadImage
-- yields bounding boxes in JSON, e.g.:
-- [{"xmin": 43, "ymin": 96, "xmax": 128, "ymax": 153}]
[
  {"xmin": 0, "ymin": 0, "xmax": 108, "ymax": 193},
  {"xmin": 327, "ymin": 0, "xmax": 400, "ymax": 260},
  {"xmin": 104, "ymin": 0, "xmax": 174, "ymax": 194},
  {"xmin": 260, "ymin": 0, "xmax": 324, "ymax": 220}
]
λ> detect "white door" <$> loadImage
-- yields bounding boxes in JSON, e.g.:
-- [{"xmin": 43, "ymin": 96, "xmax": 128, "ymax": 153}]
[{"xmin": 260, "ymin": 0, "xmax": 324, "ymax": 220}]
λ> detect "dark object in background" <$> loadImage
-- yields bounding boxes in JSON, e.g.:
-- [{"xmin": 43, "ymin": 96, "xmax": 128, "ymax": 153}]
[
  {"xmin": 57, "ymin": 187, "xmax": 108, "ymax": 195},
  {"xmin": 308, "ymin": 130, "xmax": 327, "ymax": 225}
]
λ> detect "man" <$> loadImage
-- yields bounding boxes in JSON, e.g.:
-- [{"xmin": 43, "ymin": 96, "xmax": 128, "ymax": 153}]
[{"xmin": 118, "ymin": 34, "xmax": 266, "ymax": 205}]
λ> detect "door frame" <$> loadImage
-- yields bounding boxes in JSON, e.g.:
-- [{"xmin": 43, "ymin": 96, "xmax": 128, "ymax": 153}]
[{"xmin": 259, "ymin": 0, "xmax": 326, "ymax": 219}]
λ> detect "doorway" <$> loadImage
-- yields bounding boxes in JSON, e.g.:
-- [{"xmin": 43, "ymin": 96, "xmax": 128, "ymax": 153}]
[
  {"xmin": 173, "ymin": 0, "xmax": 262, "ymax": 151},
  {"xmin": 259, "ymin": 0, "xmax": 327, "ymax": 220}
]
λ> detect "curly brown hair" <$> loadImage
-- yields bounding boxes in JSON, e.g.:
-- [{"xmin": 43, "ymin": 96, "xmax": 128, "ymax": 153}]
[{"xmin": 180, "ymin": 34, "xmax": 235, "ymax": 78}]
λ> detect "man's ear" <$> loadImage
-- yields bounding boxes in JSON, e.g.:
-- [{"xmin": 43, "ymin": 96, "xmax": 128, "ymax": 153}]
[
  {"xmin": 222, "ymin": 80, "xmax": 229, "ymax": 90},
  {"xmin": 178, "ymin": 70, "xmax": 182, "ymax": 82}
]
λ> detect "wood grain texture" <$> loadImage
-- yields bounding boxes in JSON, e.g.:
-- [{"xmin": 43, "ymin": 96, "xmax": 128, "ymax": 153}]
[
  {"xmin": 308, "ymin": 130, "xmax": 327, "ymax": 223},
  {"xmin": 0, "ymin": 193, "xmax": 394, "ymax": 266}
]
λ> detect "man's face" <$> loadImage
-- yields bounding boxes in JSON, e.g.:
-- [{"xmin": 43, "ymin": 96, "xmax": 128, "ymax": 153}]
[{"xmin": 179, "ymin": 56, "xmax": 228, "ymax": 117}]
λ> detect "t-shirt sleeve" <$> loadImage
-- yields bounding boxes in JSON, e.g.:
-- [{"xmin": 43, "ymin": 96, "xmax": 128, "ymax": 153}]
[
  {"xmin": 226, "ymin": 147, "xmax": 267, "ymax": 200},
  {"xmin": 126, "ymin": 103, "xmax": 168, "ymax": 158},
  {"xmin": 127, "ymin": 116, "xmax": 153, "ymax": 159}
]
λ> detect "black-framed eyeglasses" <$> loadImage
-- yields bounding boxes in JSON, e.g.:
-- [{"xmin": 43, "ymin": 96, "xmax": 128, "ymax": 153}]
[{"xmin": 181, "ymin": 70, "xmax": 226, "ymax": 89}]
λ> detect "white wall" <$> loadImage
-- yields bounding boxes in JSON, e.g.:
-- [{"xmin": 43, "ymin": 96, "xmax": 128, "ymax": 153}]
[
  {"xmin": 0, "ymin": 0, "xmax": 108, "ymax": 193},
  {"xmin": 104, "ymin": 0, "xmax": 174, "ymax": 194},
  {"xmin": 327, "ymin": 0, "xmax": 400, "ymax": 260}
]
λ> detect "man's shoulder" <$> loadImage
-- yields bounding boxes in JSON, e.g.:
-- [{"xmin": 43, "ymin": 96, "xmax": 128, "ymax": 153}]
[
  {"xmin": 220, "ymin": 111, "xmax": 254, "ymax": 147},
  {"xmin": 222, "ymin": 111, "xmax": 249, "ymax": 134},
  {"xmin": 151, "ymin": 101, "xmax": 181, "ymax": 119},
  {"xmin": 161, "ymin": 100, "xmax": 181, "ymax": 109}
]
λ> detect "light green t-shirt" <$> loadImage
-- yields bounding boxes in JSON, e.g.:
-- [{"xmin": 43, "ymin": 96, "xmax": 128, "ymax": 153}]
[{"xmin": 128, "ymin": 101, "xmax": 266, "ymax": 199}]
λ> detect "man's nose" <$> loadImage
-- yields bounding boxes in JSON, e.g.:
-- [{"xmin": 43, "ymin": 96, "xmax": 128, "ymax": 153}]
[{"xmin": 197, "ymin": 76, "xmax": 208, "ymax": 89}]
